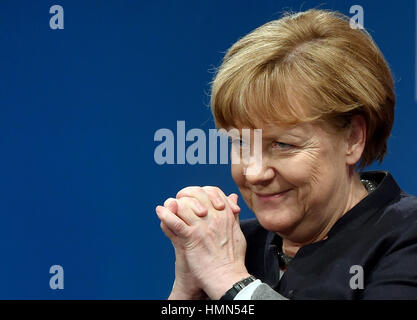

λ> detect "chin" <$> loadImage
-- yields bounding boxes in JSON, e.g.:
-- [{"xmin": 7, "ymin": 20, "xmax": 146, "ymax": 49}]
[{"xmin": 255, "ymin": 208, "xmax": 300, "ymax": 235}]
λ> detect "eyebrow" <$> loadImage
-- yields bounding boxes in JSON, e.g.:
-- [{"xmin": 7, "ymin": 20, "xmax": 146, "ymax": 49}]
[
  {"xmin": 262, "ymin": 129, "xmax": 307, "ymax": 140},
  {"xmin": 226, "ymin": 126, "xmax": 309, "ymax": 140}
]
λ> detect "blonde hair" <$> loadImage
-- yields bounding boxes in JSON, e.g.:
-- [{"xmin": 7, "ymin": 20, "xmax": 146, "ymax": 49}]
[{"xmin": 210, "ymin": 9, "xmax": 395, "ymax": 168}]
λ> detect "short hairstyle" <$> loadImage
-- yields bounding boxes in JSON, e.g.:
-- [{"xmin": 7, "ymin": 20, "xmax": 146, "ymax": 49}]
[{"xmin": 210, "ymin": 9, "xmax": 395, "ymax": 168}]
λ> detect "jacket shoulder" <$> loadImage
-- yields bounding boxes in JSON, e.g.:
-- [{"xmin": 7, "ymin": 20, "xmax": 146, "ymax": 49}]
[{"xmin": 377, "ymin": 192, "xmax": 417, "ymax": 229}]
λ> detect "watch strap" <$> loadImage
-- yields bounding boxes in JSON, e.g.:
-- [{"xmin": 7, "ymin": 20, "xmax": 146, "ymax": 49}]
[{"xmin": 219, "ymin": 275, "xmax": 257, "ymax": 300}]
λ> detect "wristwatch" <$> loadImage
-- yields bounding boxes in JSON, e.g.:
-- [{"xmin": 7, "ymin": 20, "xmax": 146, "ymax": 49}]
[{"xmin": 219, "ymin": 275, "xmax": 257, "ymax": 300}]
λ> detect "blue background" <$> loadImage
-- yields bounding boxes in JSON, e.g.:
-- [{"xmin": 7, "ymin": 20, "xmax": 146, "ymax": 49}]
[{"xmin": 0, "ymin": 0, "xmax": 415, "ymax": 299}]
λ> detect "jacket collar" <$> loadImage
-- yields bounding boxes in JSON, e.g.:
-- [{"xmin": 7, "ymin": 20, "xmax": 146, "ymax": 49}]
[{"xmin": 262, "ymin": 170, "xmax": 401, "ymax": 289}]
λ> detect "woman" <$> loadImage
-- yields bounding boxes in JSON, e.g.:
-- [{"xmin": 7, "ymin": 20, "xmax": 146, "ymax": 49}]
[{"xmin": 155, "ymin": 9, "xmax": 417, "ymax": 299}]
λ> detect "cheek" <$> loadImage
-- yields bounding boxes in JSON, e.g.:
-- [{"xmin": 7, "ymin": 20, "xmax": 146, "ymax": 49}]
[
  {"xmin": 276, "ymin": 150, "xmax": 329, "ymax": 214},
  {"xmin": 285, "ymin": 147, "xmax": 343, "ymax": 212},
  {"xmin": 278, "ymin": 152, "xmax": 321, "ymax": 187}
]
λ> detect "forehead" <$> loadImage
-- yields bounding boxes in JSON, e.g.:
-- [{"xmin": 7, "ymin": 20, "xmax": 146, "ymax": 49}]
[
  {"xmin": 261, "ymin": 122, "xmax": 312, "ymax": 138},
  {"xmin": 226, "ymin": 121, "xmax": 315, "ymax": 138}
]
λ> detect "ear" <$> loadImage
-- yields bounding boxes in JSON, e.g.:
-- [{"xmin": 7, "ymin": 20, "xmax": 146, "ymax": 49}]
[{"xmin": 345, "ymin": 115, "xmax": 367, "ymax": 166}]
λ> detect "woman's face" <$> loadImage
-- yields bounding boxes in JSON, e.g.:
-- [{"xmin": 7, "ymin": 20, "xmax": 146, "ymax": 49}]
[{"xmin": 230, "ymin": 121, "xmax": 353, "ymax": 244}]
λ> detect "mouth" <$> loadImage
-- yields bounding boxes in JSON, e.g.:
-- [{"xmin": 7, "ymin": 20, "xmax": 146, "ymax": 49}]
[{"xmin": 254, "ymin": 189, "xmax": 291, "ymax": 201}]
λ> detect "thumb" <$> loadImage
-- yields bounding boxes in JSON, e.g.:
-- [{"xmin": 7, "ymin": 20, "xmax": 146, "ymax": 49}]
[
  {"xmin": 164, "ymin": 198, "xmax": 179, "ymax": 213},
  {"xmin": 228, "ymin": 193, "xmax": 239, "ymax": 205},
  {"xmin": 227, "ymin": 193, "xmax": 241, "ymax": 214}
]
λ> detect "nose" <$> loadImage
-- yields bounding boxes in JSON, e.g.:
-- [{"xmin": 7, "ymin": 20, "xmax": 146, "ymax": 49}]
[{"xmin": 244, "ymin": 156, "xmax": 275, "ymax": 185}]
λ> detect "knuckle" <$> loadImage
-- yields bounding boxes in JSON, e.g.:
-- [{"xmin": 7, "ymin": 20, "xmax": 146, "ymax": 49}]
[
  {"xmin": 204, "ymin": 186, "xmax": 227, "ymax": 201},
  {"xmin": 202, "ymin": 185, "xmax": 215, "ymax": 191},
  {"xmin": 176, "ymin": 186, "xmax": 202, "ymax": 198},
  {"xmin": 193, "ymin": 198, "xmax": 205, "ymax": 209},
  {"xmin": 202, "ymin": 186, "xmax": 220, "ymax": 195},
  {"xmin": 177, "ymin": 197, "xmax": 192, "ymax": 208},
  {"xmin": 163, "ymin": 197, "xmax": 176, "ymax": 207},
  {"xmin": 202, "ymin": 187, "xmax": 222, "ymax": 203},
  {"xmin": 202, "ymin": 187, "xmax": 217, "ymax": 197}
]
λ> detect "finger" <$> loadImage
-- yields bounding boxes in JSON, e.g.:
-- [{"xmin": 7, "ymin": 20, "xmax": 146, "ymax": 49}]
[
  {"xmin": 188, "ymin": 198, "xmax": 208, "ymax": 217},
  {"xmin": 227, "ymin": 193, "xmax": 241, "ymax": 213},
  {"xmin": 228, "ymin": 193, "xmax": 239, "ymax": 204},
  {"xmin": 192, "ymin": 198, "xmax": 209, "ymax": 217},
  {"xmin": 155, "ymin": 205, "xmax": 191, "ymax": 238},
  {"xmin": 221, "ymin": 193, "xmax": 241, "ymax": 223},
  {"xmin": 176, "ymin": 186, "xmax": 212, "ymax": 211},
  {"xmin": 164, "ymin": 198, "xmax": 208, "ymax": 218},
  {"xmin": 201, "ymin": 186, "xmax": 232, "ymax": 212},
  {"xmin": 164, "ymin": 198, "xmax": 179, "ymax": 213},
  {"xmin": 200, "ymin": 186, "xmax": 240, "ymax": 214},
  {"xmin": 164, "ymin": 197, "xmax": 207, "ymax": 217},
  {"xmin": 176, "ymin": 197, "xmax": 207, "ymax": 224}
]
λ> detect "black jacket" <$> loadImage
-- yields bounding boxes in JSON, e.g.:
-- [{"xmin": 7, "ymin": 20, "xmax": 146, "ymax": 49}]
[{"xmin": 241, "ymin": 171, "xmax": 417, "ymax": 299}]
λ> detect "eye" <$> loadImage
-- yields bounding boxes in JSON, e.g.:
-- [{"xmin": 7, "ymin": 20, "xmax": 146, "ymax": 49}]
[
  {"xmin": 230, "ymin": 138, "xmax": 249, "ymax": 148},
  {"xmin": 272, "ymin": 141, "xmax": 293, "ymax": 150}
]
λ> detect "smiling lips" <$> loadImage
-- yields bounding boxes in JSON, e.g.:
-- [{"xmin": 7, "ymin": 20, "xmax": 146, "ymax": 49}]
[{"xmin": 255, "ymin": 189, "xmax": 291, "ymax": 201}]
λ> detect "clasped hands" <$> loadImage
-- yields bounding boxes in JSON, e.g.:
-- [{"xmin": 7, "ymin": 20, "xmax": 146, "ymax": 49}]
[{"xmin": 155, "ymin": 186, "xmax": 250, "ymax": 300}]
